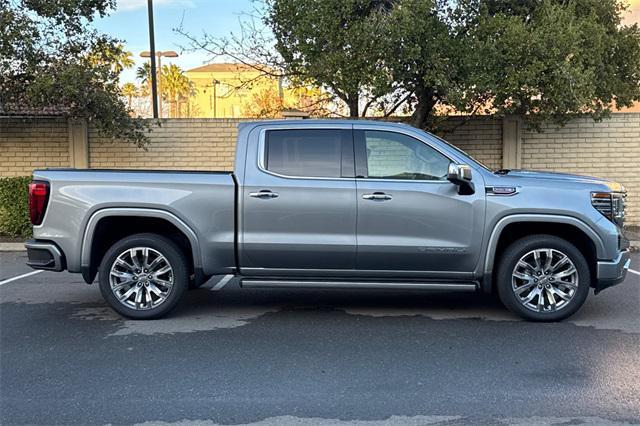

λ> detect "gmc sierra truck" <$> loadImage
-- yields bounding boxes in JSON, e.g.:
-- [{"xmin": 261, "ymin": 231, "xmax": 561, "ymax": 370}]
[{"xmin": 25, "ymin": 120, "xmax": 631, "ymax": 321}]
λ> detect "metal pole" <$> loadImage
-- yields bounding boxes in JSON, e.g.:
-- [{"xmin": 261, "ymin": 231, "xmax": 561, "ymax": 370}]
[
  {"xmin": 157, "ymin": 55, "xmax": 163, "ymax": 118},
  {"xmin": 213, "ymin": 81, "xmax": 217, "ymax": 118},
  {"xmin": 147, "ymin": 0, "xmax": 159, "ymax": 118}
]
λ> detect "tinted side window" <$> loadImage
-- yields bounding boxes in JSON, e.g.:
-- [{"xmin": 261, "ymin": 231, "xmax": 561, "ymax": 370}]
[
  {"xmin": 360, "ymin": 130, "xmax": 450, "ymax": 181},
  {"xmin": 265, "ymin": 129, "xmax": 350, "ymax": 178}
]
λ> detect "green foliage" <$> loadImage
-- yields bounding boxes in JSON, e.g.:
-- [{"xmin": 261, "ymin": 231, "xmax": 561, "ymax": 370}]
[
  {"xmin": 259, "ymin": 0, "xmax": 640, "ymax": 129},
  {"xmin": 0, "ymin": 0, "xmax": 150, "ymax": 147},
  {"xmin": 266, "ymin": 0, "xmax": 394, "ymax": 116},
  {"xmin": 0, "ymin": 177, "xmax": 32, "ymax": 239},
  {"xmin": 470, "ymin": 0, "xmax": 640, "ymax": 128}
]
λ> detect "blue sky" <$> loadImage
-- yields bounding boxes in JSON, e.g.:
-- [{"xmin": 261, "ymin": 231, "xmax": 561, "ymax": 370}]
[{"xmin": 94, "ymin": 0, "xmax": 258, "ymax": 82}]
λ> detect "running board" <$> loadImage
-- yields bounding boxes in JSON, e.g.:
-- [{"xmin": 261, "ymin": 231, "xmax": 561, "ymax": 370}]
[{"xmin": 240, "ymin": 279, "xmax": 478, "ymax": 292}]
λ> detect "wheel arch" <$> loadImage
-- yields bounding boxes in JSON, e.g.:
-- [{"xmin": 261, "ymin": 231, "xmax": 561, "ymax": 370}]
[
  {"xmin": 80, "ymin": 208, "xmax": 202, "ymax": 285},
  {"xmin": 481, "ymin": 214, "xmax": 604, "ymax": 292}
]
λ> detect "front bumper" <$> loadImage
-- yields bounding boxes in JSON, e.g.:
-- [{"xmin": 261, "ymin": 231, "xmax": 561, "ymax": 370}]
[
  {"xmin": 595, "ymin": 249, "xmax": 631, "ymax": 294},
  {"xmin": 25, "ymin": 240, "xmax": 65, "ymax": 272}
]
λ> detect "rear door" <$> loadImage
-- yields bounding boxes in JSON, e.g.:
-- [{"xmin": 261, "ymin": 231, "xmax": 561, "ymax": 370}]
[
  {"xmin": 241, "ymin": 125, "xmax": 357, "ymax": 274},
  {"xmin": 354, "ymin": 127, "xmax": 485, "ymax": 276}
]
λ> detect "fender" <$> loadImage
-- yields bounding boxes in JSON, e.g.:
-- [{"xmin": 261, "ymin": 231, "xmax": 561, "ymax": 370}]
[
  {"xmin": 480, "ymin": 214, "xmax": 606, "ymax": 292},
  {"xmin": 80, "ymin": 208, "xmax": 203, "ymax": 283}
]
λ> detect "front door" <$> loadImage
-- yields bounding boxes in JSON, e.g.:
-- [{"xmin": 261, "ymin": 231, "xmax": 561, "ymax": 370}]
[
  {"xmin": 354, "ymin": 128, "xmax": 485, "ymax": 276},
  {"xmin": 241, "ymin": 126, "xmax": 357, "ymax": 273}
]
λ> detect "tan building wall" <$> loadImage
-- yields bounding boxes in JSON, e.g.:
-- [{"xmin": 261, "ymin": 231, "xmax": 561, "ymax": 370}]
[
  {"xmin": 1, "ymin": 114, "xmax": 639, "ymax": 225},
  {"xmin": 0, "ymin": 117, "xmax": 70, "ymax": 176}
]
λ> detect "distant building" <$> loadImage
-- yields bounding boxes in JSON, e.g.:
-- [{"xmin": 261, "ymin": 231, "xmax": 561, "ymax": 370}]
[{"xmin": 185, "ymin": 63, "xmax": 324, "ymax": 118}]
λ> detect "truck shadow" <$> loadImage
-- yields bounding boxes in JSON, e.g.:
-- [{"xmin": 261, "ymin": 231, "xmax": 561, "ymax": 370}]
[{"xmin": 176, "ymin": 282, "xmax": 518, "ymax": 322}]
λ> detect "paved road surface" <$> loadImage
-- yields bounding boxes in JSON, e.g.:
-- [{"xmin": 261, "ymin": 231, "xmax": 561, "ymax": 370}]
[{"xmin": 1, "ymin": 251, "xmax": 639, "ymax": 425}]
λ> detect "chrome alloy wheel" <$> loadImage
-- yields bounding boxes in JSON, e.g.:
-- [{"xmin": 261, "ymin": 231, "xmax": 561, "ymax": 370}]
[
  {"xmin": 109, "ymin": 247, "xmax": 174, "ymax": 310},
  {"xmin": 511, "ymin": 248, "xmax": 579, "ymax": 313}
]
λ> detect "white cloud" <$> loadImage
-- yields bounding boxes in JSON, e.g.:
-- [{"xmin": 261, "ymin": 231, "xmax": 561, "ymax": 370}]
[{"xmin": 114, "ymin": 0, "xmax": 195, "ymax": 13}]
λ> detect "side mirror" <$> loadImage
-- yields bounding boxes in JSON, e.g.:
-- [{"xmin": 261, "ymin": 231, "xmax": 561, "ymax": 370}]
[{"xmin": 447, "ymin": 163, "xmax": 475, "ymax": 195}]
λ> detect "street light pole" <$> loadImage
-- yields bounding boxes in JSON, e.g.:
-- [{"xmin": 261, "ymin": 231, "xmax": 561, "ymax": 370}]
[
  {"xmin": 212, "ymin": 79, "xmax": 220, "ymax": 118},
  {"xmin": 141, "ymin": 50, "xmax": 178, "ymax": 118},
  {"xmin": 146, "ymin": 0, "xmax": 159, "ymax": 118}
]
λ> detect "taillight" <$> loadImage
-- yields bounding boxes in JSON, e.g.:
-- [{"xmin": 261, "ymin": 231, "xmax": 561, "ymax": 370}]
[{"xmin": 28, "ymin": 181, "xmax": 50, "ymax": 225}]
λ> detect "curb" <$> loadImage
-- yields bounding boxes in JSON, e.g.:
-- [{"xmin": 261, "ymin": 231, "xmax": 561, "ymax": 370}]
[{"xmin": 0, "ymin": 243, "xmax": 26, "ymax": 252}]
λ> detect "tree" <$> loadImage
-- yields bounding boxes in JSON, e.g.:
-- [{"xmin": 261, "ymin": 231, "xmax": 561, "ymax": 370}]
[
  {"xmin": 160, "ymin": 64, "xmax": 194, "ymax": 118},
  {"xmin": 382, "ymin": 0, "xmax": 477, "ymax": 128},
  {"xmin": 136, "ymin": 62, "xmax": 151, "ymax": 86},
  {"xmin": 378, "ymin": 0, "xmax": 640, "ymax": 129},
  {"xmin": 467, "ymin": 0, "xmax": 640, "ymax": 128},
  {"xmin": 0, "ymin": 0, "xmax": 149, "ymax": 146},
  {"xmin": 121, "ymin": 82, "xmax": 138, "ymax": 110},
  {"xmin": 265, "ymin": 0, "xmax": 394, "ymax": 117},
  {"xmin": 181, "ymin": 0, "xmax": 640, "ymax": 130}
]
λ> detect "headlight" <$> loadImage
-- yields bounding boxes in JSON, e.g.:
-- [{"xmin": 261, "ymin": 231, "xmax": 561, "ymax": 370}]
[{"xmin": 591, "ymin": 192, "xmax": 626, "ymax": 226}]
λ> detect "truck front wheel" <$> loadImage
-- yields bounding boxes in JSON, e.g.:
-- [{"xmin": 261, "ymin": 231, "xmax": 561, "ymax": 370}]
[
  {"xmin": 98, "ymin": 233, "xmax": 188, "ymax": 320},
  {"xmin": 496, "ymin": 234, "xmax": 590, "ymax": 322}
]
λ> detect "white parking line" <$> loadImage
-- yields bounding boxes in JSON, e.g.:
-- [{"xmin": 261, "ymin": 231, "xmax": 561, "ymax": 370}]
[
  {"xmin": 0, "ymin": 270, "xmax": 43, "ymax": 286},
  {"xmin": 629, "ymin": 268, "xmax": 640, "ymax": 276}
]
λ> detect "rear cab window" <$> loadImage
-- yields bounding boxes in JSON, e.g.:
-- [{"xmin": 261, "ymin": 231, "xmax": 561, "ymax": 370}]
[{"xmin": 264, "ymin": 129, "xmax": 353, "ymax": 178}]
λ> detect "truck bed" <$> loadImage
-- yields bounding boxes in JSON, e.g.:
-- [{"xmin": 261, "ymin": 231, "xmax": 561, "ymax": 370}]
[{"xmin": 32, "ymin": 168, "xmax": 237, "ymax": 276}]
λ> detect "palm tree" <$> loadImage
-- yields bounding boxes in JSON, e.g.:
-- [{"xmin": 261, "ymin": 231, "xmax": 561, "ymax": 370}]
[
  {"xmin": 88, "ymin": 42, "xmax": 134, "ymax": 74},
  {"xmin": 121, "ymin": 82, "xmax": 138, "ymax": 110},
  {"xmin": 136, "ymin": 62, "xmax": 152, "ymax": 86},
  {"xmin": 161, "ymin": 64, "xmax": 194, "ymax": 118}
]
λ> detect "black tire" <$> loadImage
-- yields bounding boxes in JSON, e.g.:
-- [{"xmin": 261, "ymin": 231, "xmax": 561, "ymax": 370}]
[
  {"xmin": 496, "ymin": 234, "xmax": 590, "ymax": 322},
  {"xmin": 98, "ymin": 233, "xmax": 188, "ymax": 320}
]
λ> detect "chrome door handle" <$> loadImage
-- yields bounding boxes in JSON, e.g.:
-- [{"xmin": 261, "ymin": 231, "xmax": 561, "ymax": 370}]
[
  {"xmin": 362, "ymin": 192, "xmax": 392, "ymax": 200},
  {"xmin": 249, "ymin": 190, "xmax": 279, "ymax": 199}
]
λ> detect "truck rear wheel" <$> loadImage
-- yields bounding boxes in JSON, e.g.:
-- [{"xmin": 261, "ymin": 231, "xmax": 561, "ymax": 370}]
[
  {"xmin": 496, "ymin": 234, "xmax": 590, "ymax": 322},
  {"xmin": 98, "ymin": 233, "xmax": 188, "ymax": 320}
]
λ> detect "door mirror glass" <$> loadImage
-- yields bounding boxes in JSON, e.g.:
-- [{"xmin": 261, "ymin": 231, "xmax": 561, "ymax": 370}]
[{"xmin": 447, "ymin": 164, "xmax": 475, "ymax": 195}]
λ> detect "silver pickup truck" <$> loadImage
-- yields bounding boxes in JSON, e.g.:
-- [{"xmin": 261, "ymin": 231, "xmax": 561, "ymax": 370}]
[{"xmin": 25, "ymin": 120, "xmax": 631, "ymax": 321}]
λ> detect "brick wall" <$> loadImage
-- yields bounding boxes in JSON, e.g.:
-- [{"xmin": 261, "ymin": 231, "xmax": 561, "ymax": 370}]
[
  {"xmin": 89, "ymin": 119, "xmax": 241, "ymax": 170},
  {"xmin": 522, "ymin": 114, "xmax": 640, "ymax": 225},
  {"xmin": 440, "ymin": 117, "xmax": 504, "ymax": 170},
  {"xmin": 1, "ymin": 115, "xmax": 639, "ymax": 225},
  {"xmin": 0, "ymin": 117, "xmax": 70, "ymax": 177}
]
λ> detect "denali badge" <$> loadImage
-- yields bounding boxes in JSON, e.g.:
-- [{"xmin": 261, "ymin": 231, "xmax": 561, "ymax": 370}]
[{"xmin": 486, "ymin": 186, "xmax": 518, "ymax": 196}]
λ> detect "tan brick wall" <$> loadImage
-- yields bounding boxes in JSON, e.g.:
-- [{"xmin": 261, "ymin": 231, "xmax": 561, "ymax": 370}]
[
  {"xmin": 0, "ymin": 117, "xmax": 70, "ymax": 177},
  {"xmin": 2, "ymin": 115, "xmax": 639, "ymax": 225},
  {"xmin": 89, "ymin": 119, "xmax": 243, "ymax": 170},
  {"xmin": 522, "ymin": 114, "xmax": 640, "ymax": 226},
  {"xmin": 441, "ymin": 117, "xmax": 504, "ymax": 170},
  {"xmin": 88, "ymin": 117, "xmax": 504, "ymax": 171}
]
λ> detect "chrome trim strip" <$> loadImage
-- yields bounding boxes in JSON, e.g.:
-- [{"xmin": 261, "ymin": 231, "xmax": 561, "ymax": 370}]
[
  {"xmin": 256, "ymin": 127, "xmax": 354, "ymax": 181},
  {"xmin": 255, "ymin": 125, "xmax": 456, "ymax": 184},
  {"xmin": 240, "ymin": 279, "xmax": 477, "ymax": 291},
  {"xmin": 240, "ymin": 267, "xmax": 473, "ymax": 279}
]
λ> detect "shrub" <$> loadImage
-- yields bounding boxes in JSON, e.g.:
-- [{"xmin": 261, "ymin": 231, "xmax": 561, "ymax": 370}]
[{"xmin": 0, "ymin": 176, "xmax": 32, "ymax": 239}]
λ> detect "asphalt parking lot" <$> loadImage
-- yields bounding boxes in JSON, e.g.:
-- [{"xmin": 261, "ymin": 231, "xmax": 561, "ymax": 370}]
[{"xmin": 1, "ymin": 251, "xmax": 639, "ymax": 426}]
